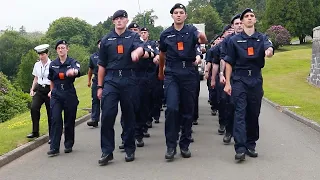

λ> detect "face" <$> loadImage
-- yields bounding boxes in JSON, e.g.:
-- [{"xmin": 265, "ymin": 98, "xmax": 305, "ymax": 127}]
[
  {"xmin": 113, "ymin": 17, "xmax": 128, "ymax": 29},
  {"xmin": 38, "ymin": 53, "xmax": 48, "ymax": 61},
  {"xmin": 242, "ymin": 12, "xmax": 256, "ymax": 28},
  {"xmin": 140, "ymin": 31, "xmax": 149, "ymax": 41},
  {"xmin": 223, "ymin": 28, "xmax": 234, "ymax": 37},
  {"xmin": 214, "ymin": 37, "xmax": 221, "ymax": 45},
  {"xmin": 171, "ymin": 8, "xmax": 187, "ymax": 24},
  {"xmin": 232, "ymin": 19, "xmax": 243, "ymax": 33},
  {"xmin": 130, "ymin": 28, "xmax": 140, "ymax": 33},
  {"xmin": 56, "ymin": 44, "xmax": 68, "ymax": 57},
  {"xmin": 98, "ymin": 42, "xmax": 101, "ymax": 49}
]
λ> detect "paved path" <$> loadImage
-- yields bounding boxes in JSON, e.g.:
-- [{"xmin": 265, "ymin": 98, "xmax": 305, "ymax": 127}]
[{"xmin": 1, "ymin": 81, "xmax": 320, "ymax": 180}]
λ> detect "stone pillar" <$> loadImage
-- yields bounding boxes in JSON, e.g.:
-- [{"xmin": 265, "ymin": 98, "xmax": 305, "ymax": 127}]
[{"xmin": 309, "ymin": 26, "xmax": 320, "ymax": 87}]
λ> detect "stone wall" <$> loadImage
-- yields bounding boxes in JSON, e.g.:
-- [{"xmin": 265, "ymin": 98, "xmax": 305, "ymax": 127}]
[{"xmin": 308, "ymin": 26, "xmax": 320, "ymax": 87}]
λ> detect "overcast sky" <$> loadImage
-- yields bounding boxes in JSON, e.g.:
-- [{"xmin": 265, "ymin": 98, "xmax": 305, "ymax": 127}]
[{"xmin": 0, "ymin": 0, "xmax": 190, "ymax": 32}]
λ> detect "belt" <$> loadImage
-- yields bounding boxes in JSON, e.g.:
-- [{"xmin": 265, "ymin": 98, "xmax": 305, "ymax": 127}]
[
  {"xmin": 54, "ymin": 84, "xmax": 74, "ymax": 91},
  {"xmin": 106, "ymin": 69, "xmax": 136, "ymax": 77},
  {"xmin": 166, "ymin": 61, "xmax": 195, "ymax": 68},
  {"xmin": 234, "ymin": 69, "xmax": 261, "ymax": 77},
  {"xmin": 38, "ymin": 84, "xmax": 50, "ymax": 88}
]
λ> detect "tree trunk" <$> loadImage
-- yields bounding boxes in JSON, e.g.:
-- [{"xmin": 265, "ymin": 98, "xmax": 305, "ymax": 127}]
[{"xmin": 299, "ymin": 35, "xmax": 306, "ymax": 44}]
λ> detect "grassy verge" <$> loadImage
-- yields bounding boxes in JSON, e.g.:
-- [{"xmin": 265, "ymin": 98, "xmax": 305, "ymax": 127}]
[
  {"xmin": 0, "ymin": 75, "xmax": 91, "ymax": 155},
  {"xmin": 263, "ymin": 44, "xmax": 320, "ymax": 123}
]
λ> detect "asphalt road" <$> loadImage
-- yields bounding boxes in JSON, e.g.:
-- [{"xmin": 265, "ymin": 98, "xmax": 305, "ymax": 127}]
[{"xmin": 1, "ymin": 81, "xmax": 320, "ymax": 180}]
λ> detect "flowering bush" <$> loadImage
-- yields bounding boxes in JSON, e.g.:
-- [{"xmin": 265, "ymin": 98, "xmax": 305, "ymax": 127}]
[{"xmin": 265, "ymin": 25, "xmax": 291, "ymax": 49}]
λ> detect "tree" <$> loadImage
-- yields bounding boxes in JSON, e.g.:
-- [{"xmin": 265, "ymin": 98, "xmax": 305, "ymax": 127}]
[
  {"xmin": 67, "ymin": 44, "xmax": 90, "ymax": 76},
  {"xmin": 0, "ymin": 31, "xmax": 34, "ymax": 78},
  {"xmin": 187, "ymin": 3, "xmax": 223, "ymax": 40},
  {"xmin": 210, "ymin": 0, "xmax": 237, "ymax": 24},
  {"xmin": 46, "ymin": 17, "xmax": 95, "ymax": 48},
  {"xmin": 264, "ymin": 0, "xmax": 316, "ymax": 44},
  {"xmin": 15, "ymin": 50, "xmax": 38, "ymax": 92},
  {"xmin": 131, "ymin": 9, "xmax": 164, "ymax": 40}
]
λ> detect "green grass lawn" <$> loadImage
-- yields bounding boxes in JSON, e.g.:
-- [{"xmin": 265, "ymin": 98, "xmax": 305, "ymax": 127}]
[
  {"xmin": 263, "ymin": 43, "xmax": 320, "ymax": 123},
  {"xmin": 0, "ymin": 75, "xmax": 91, "ymax": 155}
]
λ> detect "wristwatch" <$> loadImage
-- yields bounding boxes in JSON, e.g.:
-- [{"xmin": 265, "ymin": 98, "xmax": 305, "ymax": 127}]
[{"xmin": 97, "ymin": 85, "xmax": 103, "ymax": 89}]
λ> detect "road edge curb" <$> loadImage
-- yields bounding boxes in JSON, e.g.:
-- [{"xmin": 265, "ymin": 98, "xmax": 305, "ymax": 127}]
[
  {"xmin": 0, "ymin": 113, "xmax": 91, "ymax": 168},
  {"xmin": 262, "ymin": 97, "xmax": 320, "ymax": 132}
]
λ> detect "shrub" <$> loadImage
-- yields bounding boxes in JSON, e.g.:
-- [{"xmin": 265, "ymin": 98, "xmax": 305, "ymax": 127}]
[
  {"xmin": 265, "ymin": 25, "xmax": 291, "ymax": 49},
  {"xmin": 0, "ymin": 72, "xmax": 31, "ymax": 123}
]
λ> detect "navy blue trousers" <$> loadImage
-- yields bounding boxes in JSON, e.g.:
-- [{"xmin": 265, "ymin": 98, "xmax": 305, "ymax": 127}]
[
  {"xmin": 50, "ymin": 88, "xmax": 79, "ymax": 150},
  {"xmin": 100, "ymin": 72, "xmax": 139, "ymax": 155},
  {"xmin": 164, "ymin": 66, "xmax": 197, "ymax": 150},
  {"xmin": 232, "ymin": 74, "xmax": 263, "ymax": 153}
]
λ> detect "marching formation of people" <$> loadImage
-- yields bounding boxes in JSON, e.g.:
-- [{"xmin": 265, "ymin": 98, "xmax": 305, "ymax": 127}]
[{"xmin": 27, "ymin": 3, "xmax": 274, "ymax": 165}]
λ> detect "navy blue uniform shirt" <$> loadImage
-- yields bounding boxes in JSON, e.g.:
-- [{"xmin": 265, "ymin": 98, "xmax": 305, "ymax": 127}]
[
  {"xmin": 220, "ymin": 33, "xmax": 234, "ymax": 60},
  {"xmin": 224, "ymin": 31, "xmax": 273, "ymax": 70},
  {"xmin": 48, "ymin": 57, "xmax": 81, "ymax": 88},
  {"xmin": 89, "ymin": 52, "xmax": 99, "ymax": 77},
  {"xmin": 98, "ymin": 29, "xmax": 144, "ymax": 70},
  {"xmin": 211, "ymin": 44, "xmax": 221, "ymax": 65},
  {"xmin": 205, "ymin": 47, "xmax": 213, "ymax": 63},
  {"xmin": 159, "ymin": 24, "xmax": 199, "ymax": 63}
]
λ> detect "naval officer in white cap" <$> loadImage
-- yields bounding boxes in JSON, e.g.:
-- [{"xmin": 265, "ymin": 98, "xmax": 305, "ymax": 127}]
[{"xmin": 27, "ymin": 44, "xmax": 52, "ymax": 144}]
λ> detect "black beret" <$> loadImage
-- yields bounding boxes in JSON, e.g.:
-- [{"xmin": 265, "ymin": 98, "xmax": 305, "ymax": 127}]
[
  {"xmin": 231, "ymin": 14, "xmax": 241, "ymax": 24},
  {"xmin": 170, "ymin": 3, "xmax": 186, "ymax": 14},
  {"xmin": 128, "ymin": 22, "xmax": 140, "ymax": 29},
  {"xmin": 55, "ymin": 40, "xmax": 68, "ymax": 49},
  {"xmin": 140, "ymin": 27, "xmax": 148, "ymax": 32},
  {"xmin": 222, "ymin": 24, "xmax": 232, "ymax": 33},
  {"xmin": 112, "ymin": 10, "xmax": 128, "ymax": 20},
  {"xmin": 240, "ymin": 8, "xmax": 254, "ymax": 20},
  {"xmin": 97, "ymin": 39, "xmax": 101, "ymax": 44}
]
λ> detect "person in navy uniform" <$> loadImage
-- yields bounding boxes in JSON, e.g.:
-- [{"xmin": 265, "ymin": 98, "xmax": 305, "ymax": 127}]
[
  {"xmin": 192, "ymin": 44, "xmax": 203, "ymax": 126},
  {"xmin": 223, "ymin": 8, "xmax": 274, "ymax": 161},
  {"xmin": 87, "ymin": 39, "xmax": 102, "ymax": 128},
  {"xmin": 47, "ymin": 40, "xmax": 81, "ymax": 157},
  {"xmin": 27, "ymin": 44, "xmax": 52, "ymax": 142},
  {"xmin": 134, "ymin": 27, "xmax": 159, "ymax": 147},
  {"xmin": 204, "ymin": 37, "xmax": 220, "ymax": 116},
  {"xmin": 211, "ymin": 14, "xmax": 243, "ymax": 144},
  {"xmin": 97, "ymin": 10, "xmax": 145, "ymax": 165},
  {"xmin": 158, "ymin": 3, "xmax": 207, "ymax": 160}
]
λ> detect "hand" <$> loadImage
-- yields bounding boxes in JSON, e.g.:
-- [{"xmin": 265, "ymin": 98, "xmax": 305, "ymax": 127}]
[
  {"xmin": 219, "ymin": 75, "xmax": 226, "ymax": 84},
  {"xmin": 224, "ymin": 83, "xmax": 232, "ymax": 96},
  {"xmin": 265, "ymin": 47, "xmax": 273, "ymax": 58},
  {"xmin": 193, "ymin": 58, "xmax": 202, "ymax": 66},
  {"xmin": 153, "ymin": 55, "xmax": 159, "ymax": 64},
  {"xmin": 48, "ymin": 91, "xmax": 51, "ymax": 98},
  {"xmin": 211, "ymin": 78, "xmax": 216, "ymax": 88},
  {"xmin": 97, "ymin": 88, "xmax": 103, "ymax": 100},
  {"xmin": 66, "ymin": 69, "xmax": 75, "ymax": 77},
  {"xmin": 204, "ymin": 72, "xmax": 209, "ymax": 80},
  {"xmin": 87, "ymin": 81, "xmax": 91, "ymax": 88},
  {"xmin": 132, "ymin": 47, "xmax": 143, "ymax": 62},
  {"xmin": 30, "ymin": 90, "xmax": 35, "ymax": 97},
  {"xmin": 158, "ymin": 69, "xmax": 164, "ymax": 80}
]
